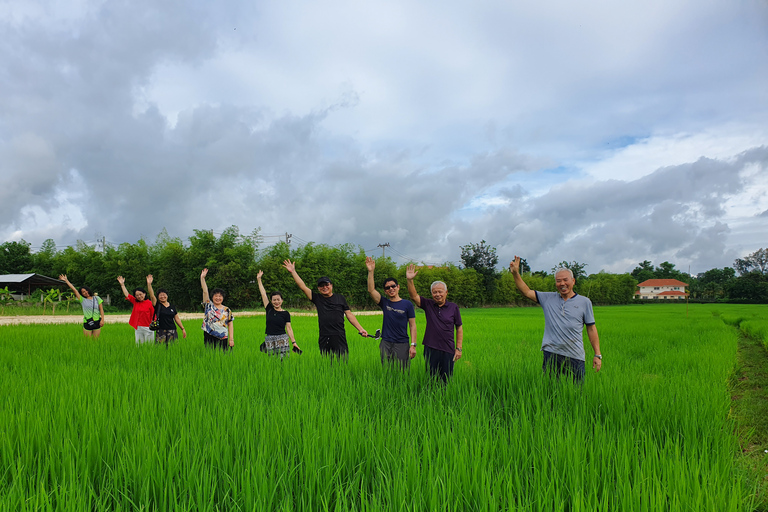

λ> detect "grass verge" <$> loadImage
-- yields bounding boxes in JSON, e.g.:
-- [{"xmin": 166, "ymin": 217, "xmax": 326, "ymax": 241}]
[{"xmin": 730, "ymin": 331, "xmax": 768, "ymax": 511}]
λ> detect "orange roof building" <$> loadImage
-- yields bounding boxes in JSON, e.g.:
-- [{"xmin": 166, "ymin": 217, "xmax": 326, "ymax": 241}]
[{"xmin": 635, "ymin": 279, "xmax": 689, "ymax": 300}]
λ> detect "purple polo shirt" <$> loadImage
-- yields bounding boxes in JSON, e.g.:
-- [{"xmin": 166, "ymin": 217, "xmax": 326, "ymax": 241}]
[{"xmin": 419, "ymin": 296, "xmax": 462, "ymax": 354}]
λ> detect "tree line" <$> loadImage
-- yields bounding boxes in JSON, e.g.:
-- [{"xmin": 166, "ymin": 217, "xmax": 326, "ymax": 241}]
[{"xmin": 1, "ymin": 227, "xmax": 766, "ymax": 310}]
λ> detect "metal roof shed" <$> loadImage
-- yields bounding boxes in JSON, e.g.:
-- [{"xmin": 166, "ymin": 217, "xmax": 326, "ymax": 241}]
[{"xmin": 0, "ymin": 274, "xmax": 66, "ymax": 296}]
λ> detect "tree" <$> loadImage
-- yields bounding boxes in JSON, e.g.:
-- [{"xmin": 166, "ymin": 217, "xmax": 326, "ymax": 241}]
[
  {"xmin": 655, "ymin": 261, "xmax": 687, "ymax": 280},
  {"xmin": 552, "ymin": 261, "xmax": 587, "ymax": 281},
  {"xmin": 0, "ymin": 240, "xmax": 34, "ymax": 274},
  {"xmin": 460, "ymin": 240, "xmax": 499, "ymax": 303},
  {"xmin": 734, "ymin": 248, "xmax": 768, "ymax": 276},
  {"xmin": 727, "ymin": 271, "xmax": 768, "ymax": 302},
  {"xmin": 631, "ymin": 260, "xmax": 656, "ymax": 283}
]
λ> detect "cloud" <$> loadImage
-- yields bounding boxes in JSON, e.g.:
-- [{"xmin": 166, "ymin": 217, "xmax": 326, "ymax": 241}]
[{"xmin": 1, "ymin": 0, "xmax": 767, "ymax": 279}]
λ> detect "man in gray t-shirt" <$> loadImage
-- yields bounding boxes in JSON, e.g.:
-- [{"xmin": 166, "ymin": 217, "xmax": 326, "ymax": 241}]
[{"xmin": 509, "ymin": 256, "xmax": 602, "ymax": 383}]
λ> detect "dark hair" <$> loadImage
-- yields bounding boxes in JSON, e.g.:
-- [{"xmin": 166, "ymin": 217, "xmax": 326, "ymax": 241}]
[
  {"xmin": 211, "ymin": 288, "xmax": 226, "ymax": 300},
  {"xmin": 80, "ymin": 286, "xmax": 93, "ymax": 296},
  {"xmin": 157, "ymin": 288, "xmax": 169, "ymax": 296},
  {"xmin": 133, "ymin": 287, "xmax": 147, "ymax": 296},
  {"xmin": 382, "ymin": 277, "xmax": 398, "ymax": 287},
  {"xmin": 270, "ymin": 291, "xmax": 283, "ymax": 300}
]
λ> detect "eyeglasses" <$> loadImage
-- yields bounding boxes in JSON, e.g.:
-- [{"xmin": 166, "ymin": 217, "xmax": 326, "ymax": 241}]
[{"xmin": 384, "ymin": 284, "xmax": 397, "ymax": 290}]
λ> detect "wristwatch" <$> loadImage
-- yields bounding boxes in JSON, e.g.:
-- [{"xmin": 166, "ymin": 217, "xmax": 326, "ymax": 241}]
[
  {"xmin": 410, "ymin": 343, "xmax": 417, "ymax": 347},
  {"xmin": 594, "ymin": 354, "xmax": 602, "ymax": 359}
]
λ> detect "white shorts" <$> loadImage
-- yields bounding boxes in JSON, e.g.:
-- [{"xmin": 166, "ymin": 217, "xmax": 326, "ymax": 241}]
[{"xmin": 135, "ymin": 326, "xmax": 154, "ymax": 344}]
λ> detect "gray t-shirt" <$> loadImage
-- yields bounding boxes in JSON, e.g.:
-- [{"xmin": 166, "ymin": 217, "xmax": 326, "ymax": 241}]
[{"xmin": 535, "ymin": 291, "xmax": 595, "ymax": 361}]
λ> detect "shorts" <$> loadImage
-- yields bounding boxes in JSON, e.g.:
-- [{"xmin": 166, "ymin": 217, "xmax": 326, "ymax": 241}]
[
  {"xmin": 542, "ymin": 350, "xmax": 585, "ymax": 384},
  {"xmin": 318, "ymin": 334, "xmax": 348, "ymax": 358},
  {"xmin": 424, "ymin": 345, "xmax": 454, "ymax": 384},
  {"xmin": 156, "ymin": 329, "xmax": 178, "ymax": 345},
  {"xmin": 380, "ymin": 339, "xmax": 410, "ymax": 369},
  {"xmin": 83, "ymin": 319, "xmax": 101, "ymax": 331},
  {"xmin": 204, "ymin": 332, "xmax": 231, "ymax": 351},
  {"xmin": 135, "ymin": 326, "xmax": 154, "ymax": 344}
]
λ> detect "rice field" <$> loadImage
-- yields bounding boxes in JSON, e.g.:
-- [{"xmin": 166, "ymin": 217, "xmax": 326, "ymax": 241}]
[{"xmin": 0, "ymin": 304, "xmax": 763, "ymax": 511}]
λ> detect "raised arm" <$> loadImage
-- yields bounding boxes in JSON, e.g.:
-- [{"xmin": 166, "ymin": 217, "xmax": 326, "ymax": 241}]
[
  {"xmin": 200, "ymin": 268, "xmax": 210, "ymax": 304},
  {"xmin": 282, "ymin": 259, "xmax": 312, "ymax": 300},
  {"xmin": 59, "ymin": 275, "xmax": 82, "ymax": 300},
  {"xmin": 344, "ymin": 310, "xmax": 368, "ymax": 337},
  {"xmin": 405, "ymin": 264, "xmax": 421, "ymax": 308},
  {"xmin": 147, "ymin": 274, "xmax": 156, "ymax": 305},
  {"xmin": 509, "ymin": 256, "xmax": 537, "ymax": 303},
  {"xmin": 365, "ymin": 257, "xmax": 381, "ymax": 304},
  {"xmin": 116, "ymin": 276, "xmax": 130, "ymax": 298},
  {"xmin": 256, "ymin": 270, "xmax": 269, "ymax": 308}
]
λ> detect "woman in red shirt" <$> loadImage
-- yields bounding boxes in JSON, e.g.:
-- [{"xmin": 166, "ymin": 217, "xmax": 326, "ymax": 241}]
[{"xmin": 117, "ymin": 275, "xmax": 156, "ymax": 344}]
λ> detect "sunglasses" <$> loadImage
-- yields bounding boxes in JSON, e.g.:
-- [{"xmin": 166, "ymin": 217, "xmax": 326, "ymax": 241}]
[
  {"xmin": 384, "ymin": 284, "xmax": 398, "ymax": 290},
  {"xmin": 318, "ymin": 282, "xmax": 331, "ymax": 288}
]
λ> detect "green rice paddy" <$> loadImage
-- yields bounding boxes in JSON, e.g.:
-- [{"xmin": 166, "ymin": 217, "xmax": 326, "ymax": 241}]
[{"xmin": 1, "ymin": 304, "xmax": 765, "ymax": 511}]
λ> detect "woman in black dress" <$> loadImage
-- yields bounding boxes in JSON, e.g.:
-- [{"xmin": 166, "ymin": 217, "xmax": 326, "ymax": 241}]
[
  {"xmin": 147, "ymin": 274, "xmax": 186, "ymax": 345},
  {"xmin": 257, "ymin": 270, "xmax": 300, "ymax": 359}
]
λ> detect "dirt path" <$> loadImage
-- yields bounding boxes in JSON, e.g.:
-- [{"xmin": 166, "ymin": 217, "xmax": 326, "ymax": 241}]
[{"xmin": 0, "ymin": 310, "xmax": 382, "ymax": 326}]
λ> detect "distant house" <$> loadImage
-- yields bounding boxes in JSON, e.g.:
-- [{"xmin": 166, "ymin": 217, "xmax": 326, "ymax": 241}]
[{"xmin": 635, "ymin": 279, "xmax": 689, "ymax": 300}]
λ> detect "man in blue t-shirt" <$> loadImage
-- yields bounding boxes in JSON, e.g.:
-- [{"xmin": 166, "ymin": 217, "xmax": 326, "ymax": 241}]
[
  {"xmin": 510, "ymin": 256, "xmax": 602, "ymax": 383},
  {"xmin": 366, "ymin": 257, "xmax": 417, "ymax": 369}
]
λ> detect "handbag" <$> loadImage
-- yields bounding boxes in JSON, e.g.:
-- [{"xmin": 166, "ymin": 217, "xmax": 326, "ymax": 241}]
[{"xmin": 149, "ymin": 301, "xmax": 161, "ymax": 331}]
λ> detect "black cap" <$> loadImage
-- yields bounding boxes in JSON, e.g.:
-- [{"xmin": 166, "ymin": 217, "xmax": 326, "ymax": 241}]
[{"xmin": 317, "ymin": 276, "xmax": 332, "ymax": 286}]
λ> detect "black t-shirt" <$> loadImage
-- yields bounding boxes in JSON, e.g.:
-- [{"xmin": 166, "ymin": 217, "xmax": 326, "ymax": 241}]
[
  {"xmin": 157, "ymin": 303, "xmax": 178, "ymax": 330},
  {"xmin": 310, "ymin": 291, "xmax": 349, "ymax": 336},
  {"xmin": 265, "ymin": 304, "xmax": 291, "ymax": 335}
]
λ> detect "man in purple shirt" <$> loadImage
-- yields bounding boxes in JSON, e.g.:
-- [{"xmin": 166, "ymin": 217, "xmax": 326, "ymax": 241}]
[{"xmin": 406, "ymin": 264, "xmax": 463, "ymax": 383}]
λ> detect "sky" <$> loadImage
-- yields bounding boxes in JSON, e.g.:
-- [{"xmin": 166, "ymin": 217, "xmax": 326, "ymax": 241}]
[{"xmin": 1, "ymin": 0, "xmax": 767, "ymax": 275}]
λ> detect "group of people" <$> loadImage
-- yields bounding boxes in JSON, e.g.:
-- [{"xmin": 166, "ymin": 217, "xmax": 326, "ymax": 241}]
[
  {"xmin": 58, "ymin": 254, "xmax": 602, "ymax": 384},
  {"xmin": 61, "ymin": 274, "xmax": 188, "ymax": 345}
]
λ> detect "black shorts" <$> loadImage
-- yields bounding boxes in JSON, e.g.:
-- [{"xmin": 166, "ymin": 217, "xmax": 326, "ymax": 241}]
[
  {"xmin": 204, "ymin": 332, "xmax": 230, "ymax": 351},
  {"xmin": 83, "ymin": 319, "xmax": 100, "ymax": 331},
  {"xmin": 318, "ymin": 334, "xmax": 348, "ymax": 357}
]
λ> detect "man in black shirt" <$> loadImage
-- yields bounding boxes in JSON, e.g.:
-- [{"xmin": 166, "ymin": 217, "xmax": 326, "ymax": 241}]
[{"xmin": 283, "ymin": 259, "xmax": 368, "ymax": 358}]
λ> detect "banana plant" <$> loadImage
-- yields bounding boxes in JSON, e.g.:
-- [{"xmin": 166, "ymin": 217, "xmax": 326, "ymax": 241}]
[
  {"xmin": 0, "ymin": 286, "xmax": 13, "ymax": 315},
  {"xmin": 43, "ymin": 288, "xmax": 63, "ymax": 315}
]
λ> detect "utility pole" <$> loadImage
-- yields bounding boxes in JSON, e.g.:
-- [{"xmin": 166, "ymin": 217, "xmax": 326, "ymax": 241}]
[
  {"xmin": 377, "ymin": 243, "xmax": 390, "ymax": 258},
  {"xmin": 285, "ymin": 233, "xmax": 292, "ymax": 245},
  {"xmin": 102, "ymin": 236, "xmax": 106, "ymax": 255}
]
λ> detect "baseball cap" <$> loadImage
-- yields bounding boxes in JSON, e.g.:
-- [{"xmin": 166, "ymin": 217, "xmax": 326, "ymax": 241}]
[{"xmin": 317, "ymin": 276, "xmax": 332, "ymax": 286}]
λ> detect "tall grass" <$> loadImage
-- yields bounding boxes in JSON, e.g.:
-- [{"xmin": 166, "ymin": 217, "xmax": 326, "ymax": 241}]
[{"xmin": 0, "ymin": 304, "xmax": 759, "ymax": 511}]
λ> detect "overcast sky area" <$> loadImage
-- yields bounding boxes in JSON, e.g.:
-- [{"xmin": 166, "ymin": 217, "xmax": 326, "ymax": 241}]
[{"xmin": 1, "ymin": 0, "xmax": 767, "ymax": 275}]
